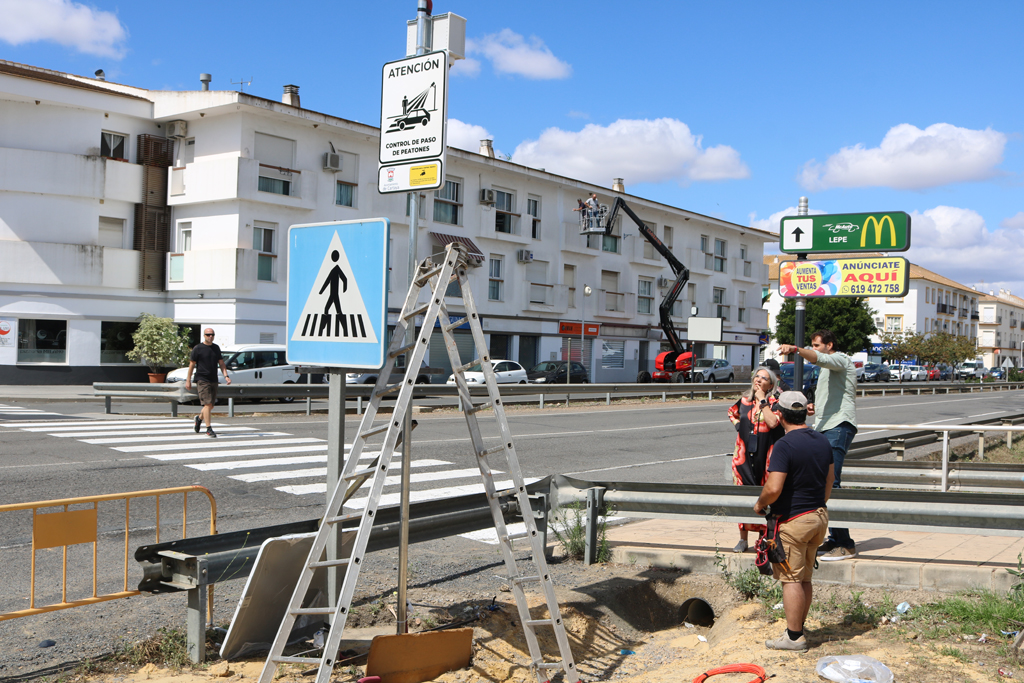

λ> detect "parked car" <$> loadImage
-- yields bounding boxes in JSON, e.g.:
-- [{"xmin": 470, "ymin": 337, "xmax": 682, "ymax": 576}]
[
  {"xmin": 899, "ymin": 365, "xmax": 927, "ymax": 381},
  {"xmin": 987, "ymin": 367, "xmax": 1005, "ymax": 380},
  {"xmin": 528, "ymin": 360, "xmax": 589, "ymax": 384},
  {"xmin": 447, "ymin": 360, "xmax": 528, "ymax": 384},
  {"xmin": 165, "ymin": 343, "xmax": 312, "ymax": 402},
  {"xmin": 691, "ymin": 358, "xmax": 734, "ymax": 383},
  {"xmin": 347, "ymin": 363, "xmax": 431, "ymax": 385},
  {"xmin": 936, "ymin": 363, "xmax": 954, "ymax": 381},
  {"xmin": 861, "ymin": 363, "xmax": 891, "ymax": 382},
  {"xmin": 778, "ymin": 361, "xmax": 820, "ymax": 399},
  {"xmin": 925, "ymin": 366, "xmax": 941, "ymax": 381},
  {"xmin": 854, "ymin": 361, "xmax": 864, "ymax": 382}
]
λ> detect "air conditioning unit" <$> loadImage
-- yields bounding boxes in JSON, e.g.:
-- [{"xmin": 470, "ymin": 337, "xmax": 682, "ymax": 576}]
[
  {"xmin": 323, "ymin": 152, "xmax": 342, "ymax": 171},
  {"xmin": 657, "ymin": 276, "xmax": 672, "ymax": 288},
  {"xmin": 166, "ymin": 120, "xmax": 187, "ymax": 139},
  {"xmin": 517, "ymin": 249, "xmax": 534, "ymax": 264},
  {"xmin": 480, "ymin": 188, "xmax": 495, "ymax": 204}
]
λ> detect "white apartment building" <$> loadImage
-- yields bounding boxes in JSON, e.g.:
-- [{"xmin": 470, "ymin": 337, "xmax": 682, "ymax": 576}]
[
  {"xmin": 977, "ymin": 289, "xmax": 1024, "ymax": 369},
  {"xmin": 0, "ymin": 60, "xmax": 773, "ymax": 384},
  {"xmin": 763, "ymin": 256, "xmax": 980, "ymax": 362}
]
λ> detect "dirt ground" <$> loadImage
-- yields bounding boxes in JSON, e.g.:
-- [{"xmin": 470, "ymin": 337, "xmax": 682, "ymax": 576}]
[{"xmin": 53, "ymin": 569, "xmax": 1023, "ymax": 683}]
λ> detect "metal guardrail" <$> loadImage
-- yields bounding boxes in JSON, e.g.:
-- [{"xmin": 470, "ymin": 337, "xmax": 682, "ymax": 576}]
[
  {"xmin": 843, "ymin": 461, "xmax": 1024, "ymax": 493},
  {"xmin": 0, "ymin": 486, "xmax": 216, "ymax": 624}
]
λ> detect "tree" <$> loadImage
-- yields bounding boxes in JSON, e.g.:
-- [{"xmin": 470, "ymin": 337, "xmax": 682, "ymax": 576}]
[
  {"xmin": 775, "ymin": 297, "xmax": 877, "ymax": 354},
  {"xmin": 920, "ymin": 332, "xmax": 979, "ymax": 369},
  {"xmin": 877, "ymin": 329, "xmax": 926, "ymax": 381},
  {"xmin": 126, "ymin": 313, "xmax": 192, "ymax": 372}
]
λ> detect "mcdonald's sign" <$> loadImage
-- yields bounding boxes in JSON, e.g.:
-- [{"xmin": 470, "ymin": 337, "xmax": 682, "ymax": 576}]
[{"xmin": 780, "ymin": 211, "xmax": 910, "ymax": 254}]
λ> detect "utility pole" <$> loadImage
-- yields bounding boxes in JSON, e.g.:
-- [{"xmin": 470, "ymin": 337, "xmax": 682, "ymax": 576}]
[{"xmin": 794, "ymin": 196, "xmax": 808, "ymax": 392}]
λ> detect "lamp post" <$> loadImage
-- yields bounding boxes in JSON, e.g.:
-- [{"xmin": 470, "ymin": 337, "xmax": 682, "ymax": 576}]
[{"xmin": 573, "ymin": 285, "xmax": 592, "ymax": 386}]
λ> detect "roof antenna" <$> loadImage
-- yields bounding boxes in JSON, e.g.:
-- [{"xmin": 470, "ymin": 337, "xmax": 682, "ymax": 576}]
[{"xmin": 230, "ymin": 77, "xmax": 253, "ymax": 92}]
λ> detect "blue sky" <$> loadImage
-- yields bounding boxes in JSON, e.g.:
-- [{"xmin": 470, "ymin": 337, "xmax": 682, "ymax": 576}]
[{"xmin": 3, "ymin": 0, "xmax": 1023, "ymax": 294}]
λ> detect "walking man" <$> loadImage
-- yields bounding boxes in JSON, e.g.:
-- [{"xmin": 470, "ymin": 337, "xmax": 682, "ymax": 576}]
[
  {"xmin": 778, "ymin": 329, "xmax": 858, "ymax": 560},
  {"xmin": 754, "ymin": 391, "xmax": 835, "ymax": 651},
  {"xmin": 185, "ymin": 328, "xmax": 231, "ymax": 438}
]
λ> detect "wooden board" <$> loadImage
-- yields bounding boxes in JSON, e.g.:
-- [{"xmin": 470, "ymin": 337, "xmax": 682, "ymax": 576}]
[{"xmin": 366, "ymin": 628, "xmax": 473, "ymax": 683}]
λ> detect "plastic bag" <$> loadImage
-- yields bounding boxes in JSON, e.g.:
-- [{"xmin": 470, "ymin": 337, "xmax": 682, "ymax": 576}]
[{"xmin": 816, "ymin": 655, "xmax": 894, "ymax": 683}]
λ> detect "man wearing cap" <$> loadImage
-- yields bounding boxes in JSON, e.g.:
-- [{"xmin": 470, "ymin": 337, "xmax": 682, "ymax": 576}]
[
  {"xmin": 778, "ymin": 329, "xmax": 858, "ymax": 561},
  {"xmin": 754, "ymin": 390, "xmax": 835, "ymax": 651}
]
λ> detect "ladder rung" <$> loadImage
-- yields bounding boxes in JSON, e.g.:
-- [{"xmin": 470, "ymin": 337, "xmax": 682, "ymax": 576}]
[
  {"xmin": 537, "ymin": 662, "xmax": 565, "ymax": 670},
  {"xmin": 467, "ymin": 401, "xmax": 493, "ymax": 415},
  {"xmin": 272, "ymin": 656, "xmax": 321, "ymax": 665},
  {"xmin": 444, "ymin": 317, "xmax": 467, "ymax": 331},
  {"xmin": 512, "ymin": 575, "xmax": 541, "ymax": 584},
  {"xmin": 290, "ymin": 607, "xmax": 335, "ymax": 615},
  {"xmin": 507, "ymin": 531, "xmax": 531, "ymax": 542},
  {"xmin": 325, "ymin": 512, "xmax": 362, "ymax": 525},
  {"xmin": 309, "ymin": 558, "xmax": 351, "ymax": 569},
  {"xmin": 492, "ymin": 487, "xmax": 517, "ymax": 499},
  {"xmin": 375, "ymin": 382, "xmax": 404, "ymax": 398},
  {"xmin": 359, "ymin": 423, "xmax": 390, "ymax": 439},
  {"xmin": 478, "ymin": 445, "xmax": 505, "ymax": 458},
  {"xmin": 389, "ymin": 341, "xmax": 416, "ymax": 359},
  {"xmin": 525, "ymin": 618, "xmax": 554, "ymax": 627},
  {"xmin": 455, "ymin": 358, "xmax": 482, "ymax": 374},
  {"xmin": 344, "ymin": 467, "xmax": 377, "ymax": 480},
  {"xmin": 404, "ymin": 302, "xmax": 430, "ymax": 320},
  {"xmin": 415, "ymin": 265, "xmax": 444, "ymax": 285}
]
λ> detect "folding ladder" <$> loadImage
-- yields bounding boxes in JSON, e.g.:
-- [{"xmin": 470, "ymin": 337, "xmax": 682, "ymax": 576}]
[{"xmin": 259, "ymin": 242, "xmax": 577, "ymax": 683}]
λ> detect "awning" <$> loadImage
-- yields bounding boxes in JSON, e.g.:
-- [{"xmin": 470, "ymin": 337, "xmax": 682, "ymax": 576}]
[{"xmin": 429, "ymin": 232, "xmax": 485, "ymax": 264}]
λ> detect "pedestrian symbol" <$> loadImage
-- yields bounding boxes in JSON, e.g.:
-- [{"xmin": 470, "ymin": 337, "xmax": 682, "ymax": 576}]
[{"xmin": 290, "ymin": 232, "xmax": 378, "ymax": 344}]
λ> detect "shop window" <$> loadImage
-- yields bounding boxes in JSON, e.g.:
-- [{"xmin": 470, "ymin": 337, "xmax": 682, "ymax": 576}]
[
  {"xmin": 18, "ymin": 319, "xmax": 67, "ymax": 363},
  {"xmin": 101, "ymin": 321, "xmax": 139, "ymax": 363}
]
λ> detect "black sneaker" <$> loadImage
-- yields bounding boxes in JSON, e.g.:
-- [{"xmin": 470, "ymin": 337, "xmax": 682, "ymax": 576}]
[
  {"xmin": 816, "ymin": 540, "xmax": 838, "ymax": 556},
  {"xmin": 206, "ymin": 428, "xmax": 217, "ymax": 438},
  {"xmin": 194, "ymin": 415, "xmax": 202, "ymax": 433}
]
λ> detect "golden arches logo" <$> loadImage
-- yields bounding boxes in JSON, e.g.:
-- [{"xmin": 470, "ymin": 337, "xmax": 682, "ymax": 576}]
[{"xmin": 860, "ymin": 215, "xmax": 897, "ymax": 248}]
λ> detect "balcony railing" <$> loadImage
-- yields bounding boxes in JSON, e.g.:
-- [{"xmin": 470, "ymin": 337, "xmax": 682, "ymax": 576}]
[
  {"xmin": 529, "ymin": 282, "xmax": 553, "ymax": 305},
  {"xmin": 604, "ymin": 291, "xmax": 625, "ymax": 312},
  {"xmin": 1011, "ymin": 318, "xmax": 1019, "ymax": 328},
  {"xmin": 960, "ymin": 307, "xmax": 969, "ymax": 317},
  {"xmin": 936, "ymin": 303, "xmax": 948, "ymax": 313},
  {"xmin": 972, "ymin": 311, "xmax": 980, "ymax": 320}
]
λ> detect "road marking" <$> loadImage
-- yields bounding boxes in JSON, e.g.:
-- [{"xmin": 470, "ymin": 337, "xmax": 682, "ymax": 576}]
[
  {"xmin": 2, "ymin": 418, "xmax": 197, "ymax": 428},
  {"xmin": 53, "ymin": 426, "xmax": 255, "ymax": 438},
  {"xmin": 112, "ymin": 437, "xmax": 324, "ymax": 453},
  {"xmin": 148, "ymin": 444, "xmax": 330, "ymax": 461},
  {"xmin": 187, "ymin": 456, "xmax": 452, "ymax": 472},
  {"xmin": 232, "ymin": 466, "xmax": 487, "ymax": 485},
  {"xmin": 566, "ymin": 452, "xmax": 732, "ymax": 476},
  {"xmin": 82, "ymin": 432, "xmax": 293, "ymax": 445},
  {"xmin": 21, "ymin": 420, "xmax": 218, "ymax": 432},
  {"xmin": 280, "ymin": 478, "xmax": 540, "ymax": 501}
]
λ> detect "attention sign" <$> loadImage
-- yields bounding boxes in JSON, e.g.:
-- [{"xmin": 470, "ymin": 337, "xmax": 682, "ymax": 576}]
[
  {"xmin": 779, "ymin": 257, "xmax": 909, "ymax": 298},
  {"xmin": 780, "ymin": 212, "xmax": 911, "ymax": 254}
]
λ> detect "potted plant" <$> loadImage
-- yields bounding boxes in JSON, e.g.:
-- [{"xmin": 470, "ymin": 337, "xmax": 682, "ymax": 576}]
[{"xmin": 126, "ymin": 313, "xmax": 192, "ymax": 382}]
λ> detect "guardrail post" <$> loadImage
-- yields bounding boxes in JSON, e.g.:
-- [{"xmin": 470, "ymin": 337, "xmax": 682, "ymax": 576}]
[
  {"xmin": 105, "ymin": 395, "xmax": 111, "ymax": 414},
  {"xmin": 186, "ymin": 557, "xmax": 208, "ymax": 663},
  {"xmin": 1004, "ymin": 418, "xmax": 1014, "ymax": 449},
  {"xmin": 888, "ymin": 437, "xmax": 906, "ymax": 461},
  {"xmin": 539, "ymin": 393, "xmax": 544, "ymax": 410},
  {"xmin": 306, "ymin": 396, "xmax": 311, "ymax": 415},
  {"xmin": 941, "ymin": 431, "xmax": 950, "ymax": 492},
  {"xmin": 708, "ymin": 390, "xmax": 712, "ymax": 401},
  {"xmin": 584, "ymin": 487, "xmax": 605, "ymax": 566},
  {"xmin": 977, "ymin": 431, "xmax": 985, "ymax": 460},
  {"xmin": 170, "ymin": 400, "xmax": 178, "ymax": 418},
  {"xmin": 529, "ymin": 493, "xmax": 549, "ymax": 560},
  {"xmin": 606, "ymin": 392, "xmax": 610, "ymax": 406},
  {"xmin": 662, "ymin": 391, "xmax": 666, "ymax": 402},
  {"xmin": 227, "ymin": 397, "xmax": 234, "ymax": 418},
  {"xmin": 357, "ymin": 396, "xmax": 363, "ymax": 415}
]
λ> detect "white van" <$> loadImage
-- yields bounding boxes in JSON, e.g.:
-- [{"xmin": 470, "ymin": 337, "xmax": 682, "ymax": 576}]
[
  {"xmin": 166, "ymin": 344, "xmax": 314, "ymax": 401},
  {"xmin": 958, "ymin": 360, "xmax": 985, "ymax": 379}
]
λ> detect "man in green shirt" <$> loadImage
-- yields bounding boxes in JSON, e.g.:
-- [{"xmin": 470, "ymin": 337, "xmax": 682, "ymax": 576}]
[{"xmin": 778, "ymin": 329, "xmax": 858, "ymax": 560}]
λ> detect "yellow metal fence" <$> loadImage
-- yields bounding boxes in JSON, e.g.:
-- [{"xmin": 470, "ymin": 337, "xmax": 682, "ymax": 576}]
[{"xmin": 0, "ymin": 485, "xmax": 216, "ymax": 621}]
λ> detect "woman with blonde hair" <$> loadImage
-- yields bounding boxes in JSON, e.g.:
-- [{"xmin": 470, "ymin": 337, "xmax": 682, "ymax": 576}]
[{"xmin": 727, "ymin": 366, "xmax": 784, "ymax": 552}]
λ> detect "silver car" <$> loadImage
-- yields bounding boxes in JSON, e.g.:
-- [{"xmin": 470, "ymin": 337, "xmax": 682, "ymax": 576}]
[{"xmin": 692, "ymin": 358, "xmax": 735, "ymax": 383}]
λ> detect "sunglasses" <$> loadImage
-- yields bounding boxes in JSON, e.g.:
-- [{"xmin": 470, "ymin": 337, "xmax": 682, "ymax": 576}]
[{"xmin": 204, "ymin": 333, "xmax": 214, "ymax": 337}]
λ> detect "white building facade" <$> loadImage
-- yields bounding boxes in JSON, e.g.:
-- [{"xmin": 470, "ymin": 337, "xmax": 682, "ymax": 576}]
[
  {"xmin": 0, "ymin": 61, "xmax": 773, "ymax": 384},
  {"xmin": 978, "ymin": 290, "xmax": 1024, "ymax": 369}
]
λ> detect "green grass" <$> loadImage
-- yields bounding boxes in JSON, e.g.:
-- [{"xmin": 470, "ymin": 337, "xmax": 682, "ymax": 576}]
[
  {"xmin": 551, "ymin": 501, "xmax": 611, "ymax": 562},
  {"xmin": 910, "ymin": 589, "xmax": 1024, "ymax": 637},
  {"xmin": 713, "ymin": 548, "xmax": 782, "ymax": 609}
]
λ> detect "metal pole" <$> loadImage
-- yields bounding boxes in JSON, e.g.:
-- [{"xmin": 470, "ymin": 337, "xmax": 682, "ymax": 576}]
[
  {"xmin": 397, "ymin": 0, "xmax": 430, "ymax": 636},
  {"xmin": 794, "ymin": 197, "xmax": 808, "ymax": 392},
  {"xmin": 326, "ymin": 369, "xmax": 346, "ymax": 615},
  {"xmin": 941, "ymin": 430, "xmax": 950, "ymax": 492}
]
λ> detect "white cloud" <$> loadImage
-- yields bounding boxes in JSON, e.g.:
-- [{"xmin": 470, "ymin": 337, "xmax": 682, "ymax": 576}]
[
  {"xmin": 466, "ymin": 29, "xmax": 571, "ymax": 80},
  {"xmin": 447, "ymin": 119, "xmax": 493, "ymax": 154},
  {"xmin": 0, "ymin": 0, "xmax": 127, "ymax": 58},
  {"xmin": 1001, "ymin": 211, "xmax": 1024, "ymax": 230},
  {"xmin": 511, "ymin": 118, "xmax": 749, "ymax": 186},
  {"xmin": 799, "ymin": 123, "xmax": 1007, "ymax": 191},
  {"xmin": 449, "ymin": 57, "xmax": 480, "ymax": 78}
]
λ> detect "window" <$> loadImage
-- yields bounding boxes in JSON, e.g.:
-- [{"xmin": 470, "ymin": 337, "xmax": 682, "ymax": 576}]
[
  {"xmin": 688, "ymin": 283, "xmax": 698, "ymax": 314},
  {"xmin": 101, "ymin": 321, "xmax": 138, "ymax": 363},
  {"xmin": 181, "ymin": 138, "xmax": 195, "ymax": 166},
  {"xmin": 258, "ymin": 176, "xmax": 290, "ymax": 195},
  {"xmin": 925, "ymin": 289, "xmax": 930, "ymax": 304},
  {"xmin": 714, "ymin": 239, "xmax": 727, "ymax": 272},
  {"xmin": 178, "ymin": 222, "xmax": 192, "ymax": 252},
  {"xmin": 406, "ymin": 192, "xmax": 426, "ymax": 219},
  {"xmin": 253, "ymin": 222, "xmax": 276, "ymax": 282},
  {"xmin": 564, "ymin": 264, "xmax": 576, "ymax": 309},
  {"xmin": 643, "ymin": 224, "xmax": 657, "ymax": 260},
  {"xmin": 170, "ymin": 222, "xmax": 191, "ymax": 282},
  {"xmin": 664, "ymin": 226, "xmax": 674, "ymax": 249},
  {"xmin": 638, "ymin": 277, "xmax": 654, "ymax": 315},
  {"xmin": 431, "ymin": 244, "xmax": 461, "ymax": 297},
  {"xmin": 602, "ymin": 233, "xmax": 619, "ymax": 253},
  {"xmin": 602, "ymin": 270, "xmax": 622, "ymax": 312},
  {"xmin": 527, "ymin": 196, "xmax": 541, "ymax": 239},
  {"xmin": 701, "ymin": 235, "xmax": 711, "ymax": 269},
  {"xmin": 335, "ymin": 181, "xmax": 355, "ymax": 207},
  {"xmin": 101, "ymin": 132, "xmax": 126, "ymax": 160},
  {"xmin": 18, "ymin": 319, "xmax": 67, "ymax": 363},
  {"xmin": 671, "ymin": 300, "xmax": 682, "ymax": 317},
  {"xmin": 714, "ymin": 287, "xmax": 729, "ymax": 319},
  {"xmin": 488, "ymin": 255, "xmax": 503, "ymax": 301},
  {"xmin": 738, "ymin": 290, "xmax": 746, "ymax": 323},
  {"xmin": 256, "ymin": 133, "xmax": 296, "ymax": 196},
  {"xmin": 526, "ymin": 260, "xmax": 550, "ymax": 304},
  {"xmin": 98, "ymin": 217, "xmax": 125, "ymax": 248},
  {"xmin": 434, "ymin": 178, "xmax": 462, "ymax": 225},
  {"xmin": 495, "ymin": 189, "xmax": 518, "ymax": 234},
  {"xmin": 741, "ymin": 244, "xmax": 751, "ymax": 277},
  {"xmin": 601, "ymin": 340, "xmax": 625, "ymax": 369},
  {"xmin": 886, "ymin": 315, "xmax": 903, "ymax": 332}
]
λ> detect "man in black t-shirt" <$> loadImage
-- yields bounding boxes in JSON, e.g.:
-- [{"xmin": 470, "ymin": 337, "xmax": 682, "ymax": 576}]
[
  {"xmin": 185, "ymin": 328, "xmax": 231, "ymax": 438},
  {"xmin": 754, "ymin": 391, "xmax": 834, "ymax": 651}
]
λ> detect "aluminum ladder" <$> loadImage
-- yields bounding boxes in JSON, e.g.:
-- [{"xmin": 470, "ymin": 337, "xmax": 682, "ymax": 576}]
[{"xmin": 258, "ymin": 242, "xmax": 577, "ymax": 683}]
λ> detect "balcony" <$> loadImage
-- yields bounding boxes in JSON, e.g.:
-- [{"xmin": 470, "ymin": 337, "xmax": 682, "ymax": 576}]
[
  {"xmin": 1011, "ymin": 318, "xmax": 1019, "ymax": 328},
  {"xmin": 0, "ymin": 240, "xmax": 138, "ymax": 289},
  {"xmin": 936, "ymin": 303, "xmax": 948, "ymax": 314},
  {"xmin": 960, "ymin": 307, "xmax": 969, "ymax": 317},
  {"xmin": 522, "ymin": 282, "xmax": 568, "ymax": 313},
  {"xmin": 167, "ymin": 157, "xmax": 316, "ymax": 209},
  {"xmin": 167, "ymin": 248, "xmax": 258, "ymax": 291},
  {"xmin": 595, "ymin": 289, "xmax": 635, "ymax": 319},
  {"xmin": 630, "ymin": 237, "xmax": 662, "ymax": 265},
  {"xmin": 972, "ymin": 311, "xmax": 980, "ymax": 320},
  {"xmin": 560, "ymin": 222, "xmax": 598, "ymax": 255}
]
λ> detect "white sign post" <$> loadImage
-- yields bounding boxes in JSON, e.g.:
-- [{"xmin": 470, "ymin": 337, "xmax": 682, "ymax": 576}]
[{"xmin": 378, "ymin": 51, "xmax": 448, "ymax": 194}]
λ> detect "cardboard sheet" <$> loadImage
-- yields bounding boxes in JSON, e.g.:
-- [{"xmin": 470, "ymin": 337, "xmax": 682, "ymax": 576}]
[{"xmin": 366, "ymin": 628, "xmax": 474, "ymax": 683}]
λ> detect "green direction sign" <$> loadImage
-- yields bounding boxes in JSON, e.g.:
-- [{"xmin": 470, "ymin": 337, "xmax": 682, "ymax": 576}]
[{"xmin": 779, "ymin": 211, "xmax": 911, "ymax": 254}]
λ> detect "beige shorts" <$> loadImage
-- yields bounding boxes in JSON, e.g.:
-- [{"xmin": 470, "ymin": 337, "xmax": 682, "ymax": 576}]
[
  {"xmin": 196, "ymin": 380, "xmax": 218, "ymax": 406},
  {"xmin": 773, "ymin": 507, "xmax": 829, "ymax": 583}
]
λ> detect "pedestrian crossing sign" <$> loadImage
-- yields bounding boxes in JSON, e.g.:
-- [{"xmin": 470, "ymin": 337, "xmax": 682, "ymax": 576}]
[{"xmin": 286, "ymin": 219, "xmax": 390, "ymax": 369}]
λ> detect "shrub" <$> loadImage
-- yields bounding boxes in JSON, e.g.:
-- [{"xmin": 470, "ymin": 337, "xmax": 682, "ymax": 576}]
[{"xmin": 126, "ymin": 313, "xmax": 192, "ymax": 372}]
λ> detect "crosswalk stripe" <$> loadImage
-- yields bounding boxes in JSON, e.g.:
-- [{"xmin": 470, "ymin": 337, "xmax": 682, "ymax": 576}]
[
  {"xmin": 22, "ymin": 420, "xmax": 213, "ymax": 432},
  {"xmin": 148, "ymin": 444, "xmax": 329, "ymax": 461},
  {"xmin": 278, "ymin": 478, "xmax": 539, "ymax": 501},
  {"xmin": 3, "ymin": 418, "xmax": 183, "ymax": 428},
  {"xmin": 231, "ymin": 466, "xmax": 489, "ymax": 485},
  {"xmin": 113, "ymin": 437, "xmax": 323, "ymax": 453},
  {"xmin": 82, "ymin": 432, "xmax": 292, "ymax": 445},
  {"xmin": 186, "ymin": 456, "xmax": 452, "ymax": 472},
  {"xmin": 53, "ymin": 426, "xmax": 254, "ymax": 438}
]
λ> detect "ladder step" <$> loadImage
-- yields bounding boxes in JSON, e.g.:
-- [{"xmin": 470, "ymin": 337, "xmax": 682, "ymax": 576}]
[
  {"xmin": 455, "ymin": 358, "xmax": 482, "ymax": 374},
  {"xmin": 415, "ymin": 265, "xmax": 444, "ymax": 286},
  {"xmin": 389, "ymin": 341, "xmax": 417, "ymax": 359},
  {"xmin": 478, "ymin": 445, "xmax": 506, "ymax": 458},
  {"xmin": 512, "ymin": 575, "xmax": 542, "ymax": 585},
  {"xmin": 467, "ymin": 401, "xmax": 493, "ymax": 415},
  {"xmin": 359, "ymin": 423, "xmax": 390, "ymax": 439},
  {"xmin": 272, "ymin": 656, "xmax": 321, "ymax": 665},
  {"xmin": 404, "ymin": 302, "xmax": 430, "ymax": 320},
  {"xmin": 309, "ymin": 558, "xmax": 351, "ymax": 569},
  {"xmin": 344, "ymin": 467, "xmax": 377, "ymax": 480},
  {"xmin": 507, "ymin": 531, "xmax": 531, "ymax": 542},
  {"xmin": 492, "ymin": 487, "xmax": 517, "ymax": 499},
  {"xmin": 325, "ymin": 512, "xmax": 362, "ymax": 525},
  {"xmin": 444, "ymin": 317, "xmax": 467, "ymax": 332},
  {"xmin": 525, "ymin": 618, "xmax": 555, "ymax": 627},
  {"xmin": 375, "ymin": 382, "xmax": 404, "ymax": 398},
  {"xmin": 537, "ymin": 662, "xmax": 565, "ymax": 670},
  {"xmin": 290, "ymin": 607, "xmax": 336, "ymax": 615}
]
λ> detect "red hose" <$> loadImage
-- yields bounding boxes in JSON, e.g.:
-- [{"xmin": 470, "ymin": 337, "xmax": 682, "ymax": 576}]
[{"xmin": 693, "ymin": 663, "xmax": 768, "ymax": 683}]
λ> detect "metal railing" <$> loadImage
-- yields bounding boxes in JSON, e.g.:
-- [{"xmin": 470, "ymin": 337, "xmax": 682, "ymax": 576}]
[{"xmin": 0, "ymin": 486, "xmax": 216, "ymax": 622}]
